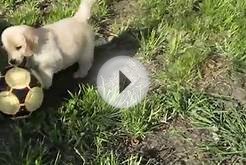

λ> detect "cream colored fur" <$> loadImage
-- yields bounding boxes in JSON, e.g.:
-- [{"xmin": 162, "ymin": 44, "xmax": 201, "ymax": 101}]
[{"xmin": 1, "ymin": 0, "xmax": 96, "ymax": 89}]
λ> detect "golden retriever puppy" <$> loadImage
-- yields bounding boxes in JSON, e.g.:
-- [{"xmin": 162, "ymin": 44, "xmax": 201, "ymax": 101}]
[{"xmin": 1, "ymin": 0, "xmax": 96, "ymax": 89}]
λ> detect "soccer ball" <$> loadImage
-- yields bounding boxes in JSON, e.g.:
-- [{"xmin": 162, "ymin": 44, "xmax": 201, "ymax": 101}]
[{"xmin": 0, "ymin": 66, "xmax": 44, "ymax": 119}]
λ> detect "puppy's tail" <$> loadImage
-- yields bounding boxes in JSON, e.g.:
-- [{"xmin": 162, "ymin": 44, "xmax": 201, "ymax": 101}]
[{"xmin": 74, "ymin": 0, "xmax": 96, "ymax": 22}]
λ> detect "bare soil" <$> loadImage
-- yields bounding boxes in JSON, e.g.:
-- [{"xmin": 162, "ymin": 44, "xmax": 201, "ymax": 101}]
[
  {"xmin": 116, "ymin": 118, "xmax": 210, "ymax": 165},
  {"xmin": 196, "ymin": 55, "xmax": 246, "ymax": 105}
]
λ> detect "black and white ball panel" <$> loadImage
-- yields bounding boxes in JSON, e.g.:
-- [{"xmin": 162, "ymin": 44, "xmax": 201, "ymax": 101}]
[
  {"xmin": 0, "ymin": 91, "xmax": 20, "ymax": 115},
  {"xmin": 5, "ymin": 67, "xmax": 31, "ymax": 89},
  {"xmin": 0, "ymin": 67, "xmax": 44, "ymax": 118},
  {"xmin": 25, "ymin": 87, "xmax": 44, "ymax": 112}
]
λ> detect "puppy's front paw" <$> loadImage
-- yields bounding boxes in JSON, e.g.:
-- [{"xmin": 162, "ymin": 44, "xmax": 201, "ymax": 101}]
[
  {"xmin": 73, "ymin": 70, "xmax": 88, "ymax": 79},
  {"xmin": 42, "ymin": 80, "xmax": 52, "ymax": 89}
]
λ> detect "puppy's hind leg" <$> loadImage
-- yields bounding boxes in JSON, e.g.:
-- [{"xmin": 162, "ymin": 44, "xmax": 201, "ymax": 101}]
[{"xmin": 73, "ymin": 46, "xmax": 94, "ymax": 79}]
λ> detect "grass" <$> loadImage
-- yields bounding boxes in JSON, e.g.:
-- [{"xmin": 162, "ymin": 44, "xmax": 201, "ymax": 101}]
[{"xmin": 1, "ymin": 0, "xmax": 246, "ymax": 164}]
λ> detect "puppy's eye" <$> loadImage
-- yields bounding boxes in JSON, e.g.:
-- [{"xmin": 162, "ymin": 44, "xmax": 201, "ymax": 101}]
[{"xmin": 16, "ymin": 46, "xmax": 22, "ymax": 50}]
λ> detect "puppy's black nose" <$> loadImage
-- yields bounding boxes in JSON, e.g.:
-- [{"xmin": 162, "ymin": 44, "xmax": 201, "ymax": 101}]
[{"xmin": 9, "ymin": 59, "xmax": 17, "ymax": 65}]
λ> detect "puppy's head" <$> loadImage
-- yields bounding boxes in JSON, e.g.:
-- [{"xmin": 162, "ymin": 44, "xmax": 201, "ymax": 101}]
[{"xmin": 1, "ymin": 25, "xmax": 38, "ymax": 66}]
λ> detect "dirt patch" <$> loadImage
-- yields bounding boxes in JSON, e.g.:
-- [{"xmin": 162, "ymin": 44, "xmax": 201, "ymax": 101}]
[
  {"xmin": 195, "ymin": 55, "xmax": 246, "ymax": 105},
  {"xmin": 116, "ymin": 119, "xmax": 210, "ymax": 164},
  {"xmin": 96, "ymin": 0, "xmax": 139, "ymax": 39},
  {"xmin": 112, "ymin": 0, "xmax": 139, "ymax": 22}
]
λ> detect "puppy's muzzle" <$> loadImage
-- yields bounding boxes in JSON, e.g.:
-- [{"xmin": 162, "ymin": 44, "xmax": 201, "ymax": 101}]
[
  {"xmin": 9, "ymin": 59, "xmax": 18, "ymax": 65},
  {"xmin": 8, "ymin": 58, "xmax": 25, "ymax": 66}
]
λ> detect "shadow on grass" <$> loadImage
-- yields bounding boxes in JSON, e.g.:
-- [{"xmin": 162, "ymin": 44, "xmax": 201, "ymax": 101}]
[
  {"xmin": 0, "ymin": 19, "xmax": 12, "ymax": 35},
  {"xmin": 0, "ymin": 18, "xmax": 141, "ymax": 163},
  {"xmin": 0, "ymin": 19, "xmax": 11, "ymax": 70},
  {"xmin": 43, "ymin": 30, "xmax": 139, "ymax": 109},
  {"xmin": 0, "ymin": 18, "xmax": 140, "ymax": 117},
  {"xmin": 0, "ymin": 18, "xmax": 140, "ymax": 111},
  {"xmin": 0, "ymin": 17, "xmax": 139, "ymax": 146}
]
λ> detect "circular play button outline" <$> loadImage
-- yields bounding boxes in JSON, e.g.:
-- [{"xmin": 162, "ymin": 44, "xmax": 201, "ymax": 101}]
[{"xmin": 97, "ymin": 56, "xmax": 150, "ymax": 108}]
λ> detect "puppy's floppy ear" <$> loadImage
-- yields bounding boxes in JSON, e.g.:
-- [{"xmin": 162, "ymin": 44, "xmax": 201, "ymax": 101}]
[{"xmin": 23, "ymin": 28, "xmax": 39, "ymax": 57}]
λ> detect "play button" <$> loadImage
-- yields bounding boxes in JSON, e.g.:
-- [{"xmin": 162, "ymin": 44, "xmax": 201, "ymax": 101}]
[
  {"xmin": 97, "ymin": 56, "xmax": 150, "ymax": 108},
  {"xmin": 119, "ymin": 71, "xmax": 131, "ymax": 93}
]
